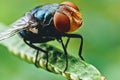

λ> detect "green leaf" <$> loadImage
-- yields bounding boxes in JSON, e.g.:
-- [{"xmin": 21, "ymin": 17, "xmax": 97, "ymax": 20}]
[{"xmin": 0, "ymin": 24, "xmax": 106, "ymax": 80}]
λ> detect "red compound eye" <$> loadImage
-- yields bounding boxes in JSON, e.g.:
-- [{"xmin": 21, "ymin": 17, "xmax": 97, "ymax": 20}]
[
  {"xmin": 54, "ymin": 12, "xmax": 70, "ymax": 32},
  {"xmin": 54, "ymin": 1, "xmax": 82, "ymax": 33}
]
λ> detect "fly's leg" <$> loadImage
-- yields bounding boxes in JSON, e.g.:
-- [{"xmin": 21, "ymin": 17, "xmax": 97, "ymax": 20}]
[
  {"xmin": 23, "ymin": 39, "xmax": 49, "ymax": 70},
  {"xmin": 64, "ymin": 34, "xmax": 84, "ymax": 61},
  {"xmin": 57, "ymin": 38, "xmax": 68, "ymax": 72},
  {"xmin": 65, "ymin": 38, "xmax": 70, "ymax": 48}
]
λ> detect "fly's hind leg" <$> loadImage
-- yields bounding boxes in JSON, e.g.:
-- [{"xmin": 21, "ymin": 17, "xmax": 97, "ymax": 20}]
[{"xmin": 23, "ymin": 39, "xmax": 49, "ymax": 70}]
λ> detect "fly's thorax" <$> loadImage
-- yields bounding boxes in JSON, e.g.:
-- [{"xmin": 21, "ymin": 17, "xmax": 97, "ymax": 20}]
[{"xmin": 31, "ymin": 4, "xmax": 59, "ymax": 26}]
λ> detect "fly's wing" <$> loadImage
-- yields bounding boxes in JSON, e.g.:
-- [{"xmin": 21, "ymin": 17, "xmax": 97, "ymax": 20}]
[{"xmin": 0, "ymin": 12, "xmax": 37, "ymax": 41}]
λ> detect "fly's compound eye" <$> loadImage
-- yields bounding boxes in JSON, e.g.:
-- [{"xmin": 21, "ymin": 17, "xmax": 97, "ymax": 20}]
[
  {"xmin": 54, "ymin": 1, "xmax": 82, "ymax": 33},
  {"xmin": 54, "ymin": 11, "xmax": 70, "ymax": 32}
]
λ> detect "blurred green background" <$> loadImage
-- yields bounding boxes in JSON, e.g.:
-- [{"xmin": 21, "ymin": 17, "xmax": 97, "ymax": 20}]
[{"xmin": 0, "ymin": 0, "xmax": 120, "ymax": 80}]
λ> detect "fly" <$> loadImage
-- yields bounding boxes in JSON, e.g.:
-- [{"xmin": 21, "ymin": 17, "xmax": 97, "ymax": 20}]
[{"xmin": 0, "ymin": 1, "xmax": 84, "ymax": 72}]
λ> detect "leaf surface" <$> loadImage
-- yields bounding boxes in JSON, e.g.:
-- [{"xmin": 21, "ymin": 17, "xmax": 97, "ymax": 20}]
[{"xmin": 0, "ymin": 24, "xmax": 106, "ymax": 80}]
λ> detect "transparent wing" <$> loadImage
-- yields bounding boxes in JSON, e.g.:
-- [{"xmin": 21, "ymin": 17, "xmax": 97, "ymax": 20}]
[{"xmin": 0, "ymin": 12, "xmax": 37, "ymax": 41}]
